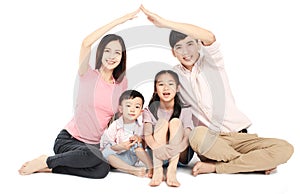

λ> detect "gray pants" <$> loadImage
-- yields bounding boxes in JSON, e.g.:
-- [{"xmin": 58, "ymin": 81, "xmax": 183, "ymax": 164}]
[{"xmin": 47, "ymin": 129, "xmax": 110, "ymax": 178}]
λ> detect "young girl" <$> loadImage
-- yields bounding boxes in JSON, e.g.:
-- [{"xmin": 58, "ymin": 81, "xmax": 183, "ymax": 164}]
[
  {"xmin": 143, "ymin": 70, "xmax": 193, "ymax": 187},
  {"xmin": 18, "ymin": 8, "xmax": 140, "ymax": 179}
]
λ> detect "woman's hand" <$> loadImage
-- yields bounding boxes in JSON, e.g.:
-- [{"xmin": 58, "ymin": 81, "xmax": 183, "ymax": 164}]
[
  {"xmin": 140, "ymin": 5, "xmax": 168, "ymax": 28},
  {"xmin": 116, "ymin": 8, "xmax": 140, "ymax": 25}
]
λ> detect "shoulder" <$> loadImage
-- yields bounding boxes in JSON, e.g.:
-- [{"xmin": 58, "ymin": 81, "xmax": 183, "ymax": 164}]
[
  {"xmin": 180, "ymin": 106, "xmax": 192, "ymax": 116},
  {"xmin": 172, "ymin": 65, "xmax": 188, "ymax": 79},
  {"xmin": 115, "ymin": 117, "xmax": 124, "ymax": 128},
  {"xmin": 117, "ymin": 76, "xmax": 128, "ymax": 85},
  {"xmin": 142, "ymin": 107, "xmax": 155, "ymax": 123},
  {"xmin": 108, "ymin": 118, "xmax": 123, "ymax": 130},
  {"xmin": 172, "ymin": 64, "xmax": 182, "ymax": 72},
  {"xmin": 181, "ymin": 106, "xmax": 191, "ymax": 112},
  {"xmin": 107, "ymin": 121, "xmax": 117, "ymax": 131},
  {"xmin": 79, "ymin": 65, "xmax": 98, "ymax": 78},
  {"xmin": 121, "ymin": 76, "xmax": 128, "ymax": 83},
  {"xmin": 142, "ymin": 107, "xmax": 152, "ymax": 115}
]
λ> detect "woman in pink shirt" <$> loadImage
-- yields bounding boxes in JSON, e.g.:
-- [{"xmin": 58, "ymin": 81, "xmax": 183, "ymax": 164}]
[{"xmin": 18, "ymin": 8, "xmax": 139, "ymax": 178}]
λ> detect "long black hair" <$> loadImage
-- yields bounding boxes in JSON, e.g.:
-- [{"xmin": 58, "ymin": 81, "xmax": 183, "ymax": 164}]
[
  {"xmin": 95, "ymin": 34, "xmax": 126, "ymax": 83},
  {"xmin": 148, "ymin": 70, "xmax": 185, "ymax": 121}
]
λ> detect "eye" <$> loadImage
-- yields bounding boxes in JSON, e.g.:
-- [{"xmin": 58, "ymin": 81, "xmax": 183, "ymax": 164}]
[
  {"xmin": 168, "ymin": 80, "xmax": 175, "ymax": 85},
  {"xmin": 175, "ymin": 46, "xmax": 182, "ymax": 50},
  {"xmin": 104, "ymin": 49, "xmax": 110, "ymax": 53}
]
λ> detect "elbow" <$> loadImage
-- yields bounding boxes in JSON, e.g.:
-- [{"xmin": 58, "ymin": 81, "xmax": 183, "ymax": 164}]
[
  {"xmin": 81, "ymin": 38, "xmax": 92, "ymax": 48},
  {"xmin": 81, "ymin": 40, "xmax": 89, "ymax": 48},
  {"xmin": 209, "ymin": 32, "xmax": 216, "ymax": 43},
  {"xmin": 203, "ymin": 31, "xmax": 216, "ymax": 46}
]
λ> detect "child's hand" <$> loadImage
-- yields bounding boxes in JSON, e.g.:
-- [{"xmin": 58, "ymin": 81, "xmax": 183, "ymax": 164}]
[
  {"xmin": 120, "ymin": 141, "xmax": 135, "ymax": 150},
  {"xmin": 153, "ymin": 144, "xmax": 171, "ymax": 160},
  {"xmin": 129, "ymin": 135, "xmax": 141, "ymax": 144}
]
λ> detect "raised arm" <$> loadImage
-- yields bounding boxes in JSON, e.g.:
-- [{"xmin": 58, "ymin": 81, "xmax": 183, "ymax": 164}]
[
  {"xmin": 78, "ymin": 8, "xmax": 140, "ymax": 75},
  {"xmin": 140, "ymin": 5, "xmax": 215, "ymax": 46}
]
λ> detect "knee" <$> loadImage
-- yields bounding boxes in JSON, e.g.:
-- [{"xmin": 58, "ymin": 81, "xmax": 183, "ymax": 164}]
[
  {"xmin": 271, "ymin": 139, "xmax": 294, "ymax": 164},
  {"xmin": 189, "ymin": 126, "xmax": 208, "ymax": 153},
  {"xmin": 169, "ymin": 118, "xmax": 183, "ymax": 135},
  {"xmin": 89, "ymin": 162, "xmax": 110, "ymax": 179},
  {"xmin": 134, "ymin": 147, "xmax": 144, "ymax": 152},
  {"xmin": 86, "ymin": 146, "xmax": 106, "ymax": 161},
  {"xmin": 280, "ymin": 140, "xmax": 294, "ymax": 162},
  {"xmin": 154, "ymin": 118, "xmax": 168, "ymax": 132},
  {"xmin": 169, "ymin": 118, "xmax": 181, "ymax": 126}
]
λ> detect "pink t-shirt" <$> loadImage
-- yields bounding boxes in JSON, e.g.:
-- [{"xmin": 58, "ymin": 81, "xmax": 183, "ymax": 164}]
[{"xmin": 65, "ymin": 67, "xmax": 127, "ymax": 144}]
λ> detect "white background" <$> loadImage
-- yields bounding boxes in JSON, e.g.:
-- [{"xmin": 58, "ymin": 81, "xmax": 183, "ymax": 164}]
[{"xmin": 0, "ymin": 0, "xmax": 299, "ymax": 193}]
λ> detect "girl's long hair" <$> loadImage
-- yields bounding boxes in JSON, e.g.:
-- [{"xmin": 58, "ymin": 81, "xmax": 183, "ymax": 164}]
[{"xmin": 148, "ymin": 70, "xmax": 185, "ymax": 121}]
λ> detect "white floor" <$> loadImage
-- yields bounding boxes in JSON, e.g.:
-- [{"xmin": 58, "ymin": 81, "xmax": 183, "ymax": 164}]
[{"xmin": 4, "ymin": 145, "xmax": 299, "ymax": 194}]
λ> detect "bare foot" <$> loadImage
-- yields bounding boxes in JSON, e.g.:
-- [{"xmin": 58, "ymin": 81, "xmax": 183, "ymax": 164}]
[
  {"xmin": 37, "ymin": 167, "xmax": 52, "ymax": 173},
  {"xmin": 166, "ymin": 168, "xmax": 180, "ymax": 187},
  {"xmin": 147, "ymin": 168, "xmax": 153, "ymax": 178},
  {"xmin": 130, "ymin": 167, "xmax": 147, "ymax": 177},
  {"xmin": 18, "ymin": 155, "xmax": 48, "ymax": 175},
  {"xmin": 149, "ymin": 167, "xmax": 164, "ymax": 187},
  {"xmin": 265, "ymin": 167, "xmax": 277, "ymax": 175},
  {"xmin": 192, "ymin": 161, "xmax": 216, "ymax": 176}
]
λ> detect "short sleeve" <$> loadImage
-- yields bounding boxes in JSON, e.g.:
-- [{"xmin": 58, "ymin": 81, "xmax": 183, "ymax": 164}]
[
  {"xmin": 100, "ymin": 121, "xmax": 118, "ymax": 150},
  {"xmin": 79, "ymin": 65, "xmax": 97, "ymax": 79},
  {"xmin": 142, "ymin": 107, "xmax": 154, "ymax": 124},
  {"xmin": 135, "ymin": 124, "xmax": 144, "ymax": 137},
  {"xmin": 121, "ymin": 76, "xmax": 128, "ymax": 91},
  {"xmin": 180, "ymin": 107, "xmax": 194, "ymax": 129}
]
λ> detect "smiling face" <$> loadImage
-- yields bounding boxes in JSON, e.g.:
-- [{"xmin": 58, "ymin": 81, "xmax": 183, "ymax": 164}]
[
  {"xmin": 119, "ymin": 97, "xmax": 143, "ymax": 124},
  {"xmin": 172, "ymin": 36, "xmax": 200, "ymax": 71},
  {"xmin": 155, "ymin": 73, "xmax": 178, "ymax": 103},
  {"xmin": 101, "ymin": 40, "xmax": 122, "ymax": 71}
]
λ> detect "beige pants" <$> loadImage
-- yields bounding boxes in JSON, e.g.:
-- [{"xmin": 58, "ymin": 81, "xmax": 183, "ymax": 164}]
[{"xmin": 189, "ymin": 126, "xmax": 294, "ymax": 173}]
